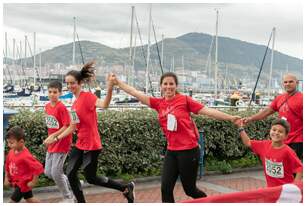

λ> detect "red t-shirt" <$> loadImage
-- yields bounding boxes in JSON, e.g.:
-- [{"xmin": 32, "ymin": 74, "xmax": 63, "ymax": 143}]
[
  {"xmin": 71, "ymin": 91, "xmax": 102, "ymax": 150},
  {"xmin": 250, "ymin": 140, "xmax": 302, "ymax": 187},
  {"xmin": 45, "ymin": 101, "xmax": 72, "ymax": 153},
  {"xmin": 5, "ymin": 147, "xmax": 44, "ymax": 192},
  {"xmin": 150, "ymin": 94, "xmax": 204, "ymax": 151},
  {"xmin": 269, "ymin": 92, "xmax": 303, "ymax": 144}
]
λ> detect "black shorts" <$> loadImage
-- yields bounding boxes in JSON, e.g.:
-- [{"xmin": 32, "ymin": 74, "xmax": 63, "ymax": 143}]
[{"xmin": 11, "ymin": 186, "xmax": 33, "ymax": 202}]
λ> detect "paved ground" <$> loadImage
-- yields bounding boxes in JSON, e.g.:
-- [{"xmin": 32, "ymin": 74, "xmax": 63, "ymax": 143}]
[{"xmin": 3, "ymin": 169, "xmax": 266, "ymax": 203}]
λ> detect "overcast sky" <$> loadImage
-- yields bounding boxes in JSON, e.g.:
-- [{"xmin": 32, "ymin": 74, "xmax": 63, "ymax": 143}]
[{"xmin": 3, "ymin": 3, "xmax": 303, "ymax": 59}]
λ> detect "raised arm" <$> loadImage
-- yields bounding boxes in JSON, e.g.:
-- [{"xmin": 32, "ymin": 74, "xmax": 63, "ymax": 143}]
[
  {"xmin": 234, "ymin": 119, "xmax": 251, "ymax": 147},
  {"xmin": 198, "ymin": 107, "xmax": 240, "ymax": 123},
  {"xmin": 96, "ymin": 73, "xmax": 114, "ymax": 109},
  {"xmin": 116, "ymin": 78, "xmax": 150, "ymax": 106}
]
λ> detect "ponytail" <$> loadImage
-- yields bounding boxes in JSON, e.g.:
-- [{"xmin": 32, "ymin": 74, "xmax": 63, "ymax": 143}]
[{"xmin": 66, "ymin": 60, "xmax": 96, "ymax": 84}]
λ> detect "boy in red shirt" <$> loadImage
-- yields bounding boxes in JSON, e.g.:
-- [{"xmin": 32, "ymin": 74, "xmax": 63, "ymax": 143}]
[
  {"xmin": 236, "ymin": 118, "xmax": 302, "ymax": 187},
  {"xmin": 4, "ymin": 126, "xmax": 44, "ymax": 203},
  {"xmin": 43, "ymin": 81, "xmax": 74, "ymax": 202}
]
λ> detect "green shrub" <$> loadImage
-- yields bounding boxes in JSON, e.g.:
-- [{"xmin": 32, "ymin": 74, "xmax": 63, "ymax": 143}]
[{"xmin": 6, "ymin": 108, "xmax": 274, "ymax": 179}]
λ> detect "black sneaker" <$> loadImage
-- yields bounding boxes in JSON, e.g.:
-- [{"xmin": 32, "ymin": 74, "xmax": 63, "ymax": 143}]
[{"xmin": 123, "ymin": 181, "xmax": 135, "ymax": 203}]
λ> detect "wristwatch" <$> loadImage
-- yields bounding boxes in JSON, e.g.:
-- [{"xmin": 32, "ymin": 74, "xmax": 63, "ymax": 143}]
[{"xmin": 238, "ymin": 127, "xmax": 245, "ymax": 133}]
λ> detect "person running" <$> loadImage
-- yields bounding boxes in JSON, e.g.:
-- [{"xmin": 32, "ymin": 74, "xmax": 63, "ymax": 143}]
[
  {"xmin": 113, "ymin": 72, "xmax": 240, "ymax": 202},
  {"xmin": 44, "ymin": 61, "xmax": 134, "ymax": 203},
  {"xmin": 43, "ymin": 81, "xmax": 74, "ymax": 202},
  {"xmin": 4, "ymin": 126, "xmax": 44, "ymax": 203},
  {"xmin": 235, "ymin": 118, "xmax": 302, "ymax": 187},
  {"xmin": 243, "ymin": 73, "xmax": 303, "ymax": 160}
]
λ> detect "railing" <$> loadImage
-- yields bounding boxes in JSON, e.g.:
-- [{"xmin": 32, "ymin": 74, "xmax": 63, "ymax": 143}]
[{"xmin": 4, "ymin": 104, "xmax": 266, "ymax": 112}]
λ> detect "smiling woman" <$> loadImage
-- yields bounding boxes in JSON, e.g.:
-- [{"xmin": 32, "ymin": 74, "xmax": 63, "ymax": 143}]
[{"xmin": 114, "ymin": 71, "xmax": 240, "ymax": 202}]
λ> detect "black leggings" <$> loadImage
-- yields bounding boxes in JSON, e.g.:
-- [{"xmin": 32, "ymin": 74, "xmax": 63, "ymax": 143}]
[
  {"xmin": 288, "ymin": 142, "xmax": 303, "ymax": 161},
  {"xmin": 66, "ymin": 147, "xmax": 127, "ymax": 203},
  {"xmin": 161, "ymin": 147, "xmax": 206, "ymax": 202}
]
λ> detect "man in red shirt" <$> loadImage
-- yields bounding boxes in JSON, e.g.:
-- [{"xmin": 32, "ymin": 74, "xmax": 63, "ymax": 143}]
[
  {"xmin": 243, "ymin": 74, "xmax": 303, "ymax": 160},
  {"xmin": 235, "ymin": 118, "xmax": 302, "ymax": 187},
  {"xmin": 4, "ymin": 126, "xmax": 44, "ymax": 203}
]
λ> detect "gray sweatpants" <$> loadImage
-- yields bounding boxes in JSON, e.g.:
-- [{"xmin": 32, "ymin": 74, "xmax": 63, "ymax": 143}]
[{"xmin": 45, "ymin": 152, "xmax": 73, "ymax": 199}]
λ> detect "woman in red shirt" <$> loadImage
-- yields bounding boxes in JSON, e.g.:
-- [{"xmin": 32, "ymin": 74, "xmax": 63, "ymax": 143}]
[
  {"xmin": 45, "ymin": 61, "xmax": 134, "ymax": 203},
  {"xmin": 114, "ymin": 72, "xmax": 240, "ymax": 202}
]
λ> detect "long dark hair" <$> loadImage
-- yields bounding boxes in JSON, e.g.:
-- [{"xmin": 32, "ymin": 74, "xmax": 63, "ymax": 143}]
[{"xmin": 66, "ymin": 61, "xmax": 96, "ymax": 84}]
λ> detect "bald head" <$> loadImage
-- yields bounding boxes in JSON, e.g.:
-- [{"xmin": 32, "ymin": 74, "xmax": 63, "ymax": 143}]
[
  {"xmin": 282, "ymin": 73, "xmax": 298, "ymax": 94},
  {"xmin": 282, "ymin": 73, "xmax": 298, "ymax": 81}
]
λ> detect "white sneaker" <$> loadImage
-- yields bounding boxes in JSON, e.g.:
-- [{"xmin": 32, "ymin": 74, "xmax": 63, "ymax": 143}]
[{"xmin": 60, "ymin": 197, "xmax": 75, "ymax": 203}]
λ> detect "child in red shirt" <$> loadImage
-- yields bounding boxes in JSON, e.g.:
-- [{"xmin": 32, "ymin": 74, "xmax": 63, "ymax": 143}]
[
  {"xmin": 236, "ymin": 118, "xmax": 302, "ymax": 187},
  {"xmin": 43, "ymin": 81, "xmax": 74, "ymax": 202},
  {"xmin": 44, "ymin": 61, "xmax": 135, "ymax": 203},
  {"xmin": 4, "ymin": 126, "xmax": 44, "ymax": 203}
]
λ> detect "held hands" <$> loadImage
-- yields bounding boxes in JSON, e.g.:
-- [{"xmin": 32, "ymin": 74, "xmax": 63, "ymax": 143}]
[
  {"xmin": 241, "ymin": 117, "xmax": 252, "ymax": 125},
  {"xmin": 230, "ymin": 115, "xmax": 242, "ymax": 125},
  {"xmin": 233, "ymin": 118, "xmax": 245, "ymax": 128},
  {"xmin": 106, "ymin": 73, "xmax": 119, "ymax": 87}
]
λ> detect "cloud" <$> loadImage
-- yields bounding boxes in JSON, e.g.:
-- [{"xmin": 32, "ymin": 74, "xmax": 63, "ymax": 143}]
[{"xmin": 3, "ymin": 3, "xmax": 303, "ymax": 58}]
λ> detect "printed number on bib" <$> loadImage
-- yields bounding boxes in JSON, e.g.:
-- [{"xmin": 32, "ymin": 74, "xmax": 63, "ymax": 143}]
[
  {"xmin": 265, "ymin": 158, "xmax": 284, "ymax": 178},
  {"xmin": 45, "ymin": 115, "xmax": 59, "ymax": 129},
  {"xmin": 167, "ymin": 113, "xmax": 177, "ymax": 131},
  {"xmin": 70, "ymin": 110, "xmax": 80, "ymax": 124}
]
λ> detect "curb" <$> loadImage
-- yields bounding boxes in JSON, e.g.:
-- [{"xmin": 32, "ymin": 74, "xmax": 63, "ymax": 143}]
[{"xmin": 3, "ymin": 166, "xmax": 262, "ymax": 197}]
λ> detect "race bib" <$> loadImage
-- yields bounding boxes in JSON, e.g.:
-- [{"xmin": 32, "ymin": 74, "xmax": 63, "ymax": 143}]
[
  {"xmin": 70, "ymin": 110, "xmax": 80, "ymax": 124},
  {"xmin": 45, "ymin": 115, "xmax": 59, "ymax": 129},
  {"xmin": 167, "ymin": 113, "xmax": 177, "ymax": 131},
  {"xmin": 265, "ymin": 158, "xmax": 284, "ymax": 178}
]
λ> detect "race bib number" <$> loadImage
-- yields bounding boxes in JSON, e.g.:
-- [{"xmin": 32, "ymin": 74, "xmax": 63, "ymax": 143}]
[
  {"xmin": 265, "ymin": 158, "xmax": 284, "ymax": 178},
  {"xmin": 70, "ymin": 110, "xmax": 80, "ymax": 124},
  {"xmin": 45, "ymin": 115, "xmax": 59, "ymax": 129},
  {"xmin": 167, "ymin": 113, "xmax": 177, "ymax": 131}
]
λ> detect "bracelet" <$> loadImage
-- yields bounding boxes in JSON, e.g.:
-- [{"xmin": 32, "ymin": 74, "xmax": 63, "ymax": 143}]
[
  {"xmin": 53, "ymin": 136, "xmax": 59, "ymax": 141},
  {"xmin": 238, "ymin": 127, "xmax": 245, "ymax": 133}
]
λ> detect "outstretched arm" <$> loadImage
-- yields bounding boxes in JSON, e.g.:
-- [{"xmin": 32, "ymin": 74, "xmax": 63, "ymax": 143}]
[
  {"xmin": 198, "ymin": 107, "xmax": 240, "ymax": 123},
  {"xmin": 243, "ymin": 107, "xmax": 275, "ymax": 124},
  {"xmin": 116, "ymin": 78, "xmax": 150, "ymax": 106}
]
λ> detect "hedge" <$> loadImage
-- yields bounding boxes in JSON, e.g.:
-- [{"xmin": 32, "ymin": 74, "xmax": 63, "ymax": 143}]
[{"xmin": 6, "ymin": 108, "xmax": 274, "ymax": 178}]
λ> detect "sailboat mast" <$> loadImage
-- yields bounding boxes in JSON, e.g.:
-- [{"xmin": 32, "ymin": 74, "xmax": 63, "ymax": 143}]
[
  {"xmin": 214, "ymin": 9, "xmax": 219, "ymax": 99},
  {"xmin": 268, "ymin": 27, "xmax": 276, "ymax": 98},
  {"xmin": 161, "ymin": 34, "xmax": 164, "ymax": 70},
  {"xmin": 129, "ymin": 6, "xmax": 135, "ymax": 85},
  {"xmin": 146, "ymin": 4, "xmax": 152, "ymax": 94},
  {"xmin": 182, "ymin": 55, "xmax": 185, "ymax": 92},
  {"xmin": 129, "ymin": 6, "xmax": 135, "ymax": 62},
  {"xmin": 33, "ymin": 32, "xmax": 36, "ymax": 86},
  {"xmin": 73, "ymin": 17, "xmax": 76, "ymax": 65}
]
